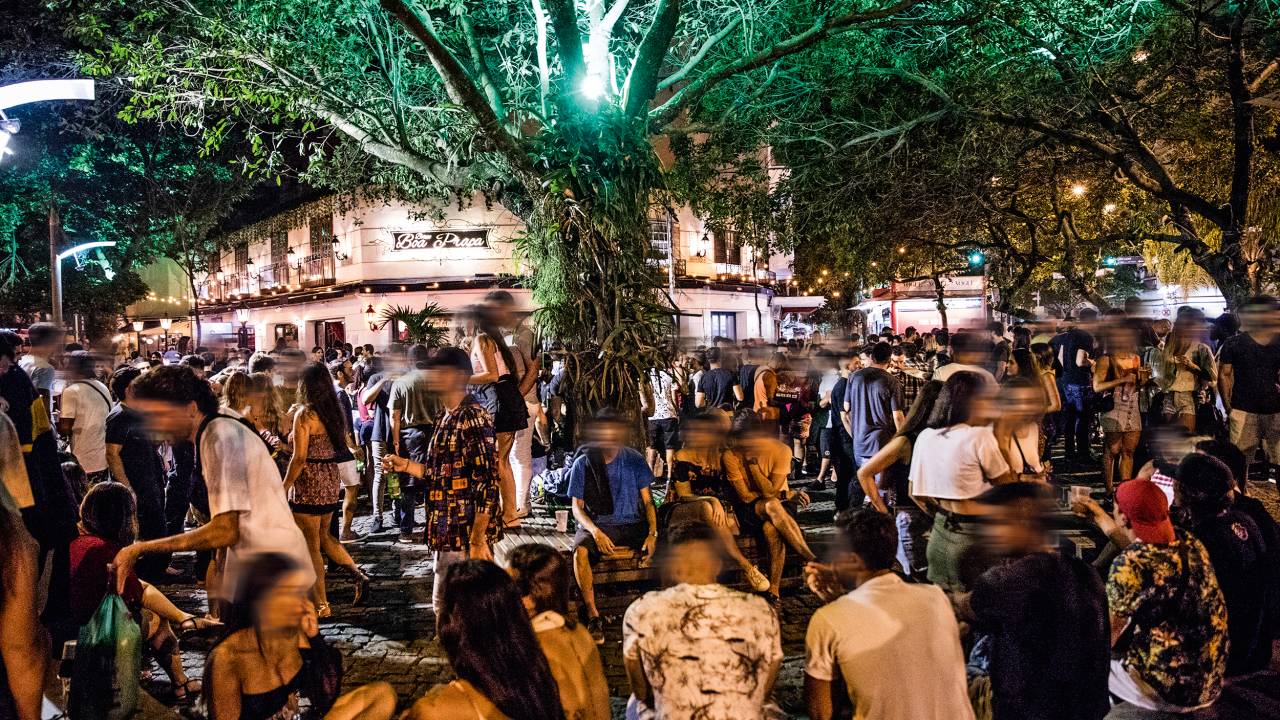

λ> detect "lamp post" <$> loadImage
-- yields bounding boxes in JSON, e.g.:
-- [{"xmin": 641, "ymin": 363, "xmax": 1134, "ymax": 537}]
[
  {"xmin": 50, "ymin": 240, "xmax": 117, "ymax": 328},
  {"xmin": 131, "ymin": 319, "xmax": 143, "ymax": 354},
  {"xmin": 160, "ymin": 315, "xmax": 172, "ymax": 351},
  {"xmin": 236, "ymin": 306, "xmax": 251, "ymax": 350}
]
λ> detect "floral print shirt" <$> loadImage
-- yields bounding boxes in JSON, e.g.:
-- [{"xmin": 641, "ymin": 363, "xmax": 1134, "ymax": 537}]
[
  {"xmin": 623, "ymin": 583, "xmax": 781, "ymax": 720},
  {"xmin": 1106, "ymin": 530, "xmax": 1228, "ymax": 708},
  {"xmin": 421, "ymin": 395, "xmax": 501, "ymax": 551}
]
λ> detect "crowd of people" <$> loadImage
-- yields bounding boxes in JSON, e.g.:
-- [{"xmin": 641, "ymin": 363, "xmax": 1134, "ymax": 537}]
[{"xmin": 1, "ymin": 291, "xmax": 1279, "ymax": 720}]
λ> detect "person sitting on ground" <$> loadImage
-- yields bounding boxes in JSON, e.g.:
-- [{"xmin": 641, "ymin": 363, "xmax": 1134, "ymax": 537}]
[
  {"xmin": 804, "ymin": 509, "xmax": 973, "ymax": 720},
  {"xmin": 724, "ymin": 415, "xmax": 817, "ymax": 606},
  {"xmin": 69, "ymin": 482, "xmax": 217, "ymax": 700},
  {"xmin": 1174, "ymin": 453, "xmax": 1277, "ymax": 676},
  {"xmin": 952, "ymin": 483, "xmax": 1110, "ymax": 720},
  {"xmin": 508, "ymin": 544, "xmax": 610, "ymax": 720},
  {"xmin": 624, "ymin": 522, "xmax": 781, "ymax": 720},
  {"xmin": 567, "ymin": 409, "xmax": 658, "ymax": 644},
  {"xmin": 406, "ymin": 560, "xmax": 566, "ymax": 720},
  {"xmin": 203, "ymin": 553, "xmax": 345, "ymax": 720},
  {"xmin": 662, "ymin": 411, "xmax": 770, "ymax": 592},
  {"xmin": 1076, "ymin": 478, "xmax": 1228, "ymax": 713}
]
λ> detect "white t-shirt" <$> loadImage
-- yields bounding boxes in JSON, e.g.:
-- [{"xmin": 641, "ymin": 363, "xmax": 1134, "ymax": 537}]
[
  {"xmin": 199, "ymin": 411, "xmax": 314, "ymax": 593},
  {"xmin": 60, "ymin": 379, "xmax": 111, "ymax": 473},
  {"xmin": 623, "ymin": 583, "xmax": 781, "ymax": 720},
  {"xmin": 932, "ymin": 362, "xmax": 996, "ymax": 385},
  {"xmin": 648, "ymin": 370, "xmax": 676, "ymax": 421},
  {"xmin": 818, "ymin": 370, "xmax": 840, "ymax": 428},
  {"xmin": 19, "ymin": 354, "xmax": 55, "ymax": 393},
  {"xmin": 908, "ymin": 424, "xmax": 1010, "ymax": 500},
  {"xmin": 806, "ymin": 574, "xmax": 975, "ymax": 720}
]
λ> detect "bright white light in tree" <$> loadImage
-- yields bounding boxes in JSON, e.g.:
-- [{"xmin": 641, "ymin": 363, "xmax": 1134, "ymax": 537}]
[
  {"xmin": 0, "ymin": 130, "xmax": 11, "ymax": 160},
  {"xmin": 1070, "ymin": 183, "xmax": 1088, "ymax": 198},
  {"xmin": 1103, "ymin": 203, "xmax": 1117, "ymax": 214},
  {"xmin": 581, "ymin": 73, "xmax": 607, "ymax": 100},
  {"xmin": 1132, "ymin": 50, "xmax": 1149, "ymax": 63}
]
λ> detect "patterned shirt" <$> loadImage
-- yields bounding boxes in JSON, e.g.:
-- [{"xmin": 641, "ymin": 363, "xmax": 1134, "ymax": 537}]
[
  {"xmin": 421, "ymin": 395, "xmax": 502, "ymax": 551},
  {"xmin": 1106, "ymin": 530, "xmax": 1228, "ymax": 708},
  {"xmin": 623, "ymin": 583, "xmax": 781, "ymax": 720}
]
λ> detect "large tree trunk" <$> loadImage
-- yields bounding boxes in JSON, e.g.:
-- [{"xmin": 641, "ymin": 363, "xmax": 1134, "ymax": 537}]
[{"xmin": 931, "ymin": 274, "xmax": 949, "ymax": 332}]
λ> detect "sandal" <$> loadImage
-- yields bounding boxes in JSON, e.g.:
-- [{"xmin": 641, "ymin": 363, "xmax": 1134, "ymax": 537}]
[
  {"xmin": 172, "ymin": 678, "xmax": 202, "ymax": 701},
  {"xmin": 351, "ymin": 569, "xmax": 371, "ymax": 607},
  {"xmin": 177, "ymin": 615, "xmax": 220, "ymax": 638}
]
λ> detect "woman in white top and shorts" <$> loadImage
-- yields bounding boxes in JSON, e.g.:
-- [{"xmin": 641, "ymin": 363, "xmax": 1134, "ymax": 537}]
[{"xmin": 908, "ymin": 372, "xmax": 1015, "ymax": 591}]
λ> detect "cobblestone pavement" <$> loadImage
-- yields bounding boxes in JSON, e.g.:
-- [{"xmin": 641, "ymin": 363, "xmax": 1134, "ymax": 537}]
[{"xmin": 151, "ymin": 466, "xmax": 1280, "ymax": 719}]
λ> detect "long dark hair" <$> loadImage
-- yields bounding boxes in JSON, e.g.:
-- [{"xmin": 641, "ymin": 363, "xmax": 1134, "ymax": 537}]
[
  {"xmin": 507, "ymin": 543, "xmax": 576, "ymax": 628},
  {"xmin": 297, "ymin": 362, "xmax": 347, "ymax": 450},
  {"xmin": 895, "ymin": 380, "xmax": 944, "ymax": 443},
  {"xmin": 927, "ymin": 371, "xmax": 987, "ymax": 429},
  {"xmin": 437, "ymin": 560, "xmax": 566, "ymax": 720},
  {"xmin": 202, "ymin": 554, "xmax": 316, "ymax": 714},
  {"xmin": 1008, "ymin": 345, "xmax": 1039, "ymax": 381},
  {"xmin": 468, "ymin": 305, "xmax": 518, "ymax": 380},
  {"xmin": 80, "ymin": 481, "xmax": 138, "ymax": 546}
]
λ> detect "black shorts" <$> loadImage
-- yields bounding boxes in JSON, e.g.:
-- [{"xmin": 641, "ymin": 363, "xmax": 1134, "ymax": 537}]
[
  {"xmin": 820, "ymin": 427, "xmax": 840, "ymax": 458},
  {"xmin": 646, "ymin": 418, "xmax": 680, "ymax": 453},
  {"xmin": 572, "ymin": 521, "xmax": 650, "ymax": 564},
  {"xmin": 473, "ymin": 377, "xmax": 529, "ymax": 434}
]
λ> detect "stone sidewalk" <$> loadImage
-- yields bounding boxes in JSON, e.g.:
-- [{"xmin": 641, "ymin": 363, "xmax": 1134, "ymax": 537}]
[{"xmin": 154, "ymin": 473, "xmax": 1280, "ymax": 719}]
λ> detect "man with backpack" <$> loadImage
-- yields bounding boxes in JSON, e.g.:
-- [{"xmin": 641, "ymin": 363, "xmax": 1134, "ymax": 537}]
[
  {"xmin": 57, "ymin": 350, "xmax": 112, "ymax": 483},
  {"xmin": 111, "ymin": 366, "xmax": 313, "ymax": 605},
  {"xmin": 568, "ymin": 409, "xmax": 658, "ymax": 644}
]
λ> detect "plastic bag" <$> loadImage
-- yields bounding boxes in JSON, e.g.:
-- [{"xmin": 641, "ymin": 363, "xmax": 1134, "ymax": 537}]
[{"xmin": 69, "ymin": 592, "xmax": 141, "ymax": 720}]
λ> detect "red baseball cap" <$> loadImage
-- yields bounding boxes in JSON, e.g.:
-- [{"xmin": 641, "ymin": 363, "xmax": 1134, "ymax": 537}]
[{"xmin": 1116, "ymin": 479, "xmax": 1175, "ymax": 544}]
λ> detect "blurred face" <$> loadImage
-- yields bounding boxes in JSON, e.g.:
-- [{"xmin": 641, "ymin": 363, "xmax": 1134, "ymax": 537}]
[
  {"xmin": 967, "ymin": 384, "xmax": 1000, "ymax": 424},
  {"xmin": 131, "ymin": 398, "xmax": 202, "ymax": 442},
  {"xmin": 425, "ymin": 365, "xmax": 466, "ymax": 393},
  {"xmin": 1153, "ymin": 319, "xmax": 1171, "ymax": 336},
  {"xmin": 999, "ymin": 385, "xmax": 1044, "ymax": 424},
  {"xmin": 255, "ymin": 570, "xmax": 311, "ymax": 633},
  {"xmin": 681, "ymin": 421, "xmax": 718, "ymax": 449},
  {"xmin": 1108, "ymin": 326, "xmax": 1138, "ymax": 353},
  {"xmin": 979, "ymin": 502, "xmax": 1042, "ymax": 556},
  {"xmin": 662, "ymin": 539, "xmax": 723, "ymax": 585},
  {"xmin": 1242, "ymin": 306, "xmax": 1280, "ymax": 334},
  {"xmin": 586, "ymin": 420, "xmax": 628, "ymax": 450},
  {"xmin": 0, "ymin": 354, "xmax": 10, "ymax": 375}
]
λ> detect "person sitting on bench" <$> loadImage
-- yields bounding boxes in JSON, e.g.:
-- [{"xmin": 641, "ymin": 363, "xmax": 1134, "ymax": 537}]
[
  {"xmin": 724, "ymin": 415, "xmax": 817, "ymax": 607},
  {"xmin": 662, "ymin": 411, "xmax": 770, "ymax": 592},
  {"xmin": 569, "ymin": 408, "xmax": 658, "ymax": 645}
]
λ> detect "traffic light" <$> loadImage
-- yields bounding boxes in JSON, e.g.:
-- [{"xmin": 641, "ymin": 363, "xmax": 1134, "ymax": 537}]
[
  {"xmin": 1103, "ymin": 256, "xmax": 1118, "ymax": 267},
  {"xmin": 968, "ymin": 251, "xmax": 985, "ymax": 267}
]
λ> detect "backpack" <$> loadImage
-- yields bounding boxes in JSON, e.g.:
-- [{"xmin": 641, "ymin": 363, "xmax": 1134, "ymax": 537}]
[{"xmin": 535, "ymin": 445, "xmax": 589, "ymax": 505}]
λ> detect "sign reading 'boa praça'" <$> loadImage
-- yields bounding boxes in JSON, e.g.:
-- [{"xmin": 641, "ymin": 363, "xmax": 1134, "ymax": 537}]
[{"xmin": 390, "ymin": 229, "xmax": 490, "ymax": 251}]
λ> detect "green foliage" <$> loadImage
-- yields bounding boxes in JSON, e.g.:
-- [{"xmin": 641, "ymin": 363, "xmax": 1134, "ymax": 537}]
[
  {"xmin": 516, "ymin": 111, "xmax": 673, "ymax": 420},
  {"xmin": 377, "ymin": 302, "xmax": 448, "ymax": 346}
]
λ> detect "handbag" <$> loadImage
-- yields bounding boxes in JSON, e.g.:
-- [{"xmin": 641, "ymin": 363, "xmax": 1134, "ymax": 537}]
[{"xmin": 69, "ymin": 592, "xmax": 141, "ymax": 720}]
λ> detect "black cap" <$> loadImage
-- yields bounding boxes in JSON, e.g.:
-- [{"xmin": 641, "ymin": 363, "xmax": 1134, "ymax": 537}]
[{"xmin": 425, "ymin": 346, "xmax": 473, "ymax": 375}]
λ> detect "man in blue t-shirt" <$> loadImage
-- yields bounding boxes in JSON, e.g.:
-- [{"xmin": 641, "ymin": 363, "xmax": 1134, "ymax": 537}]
[{"xmin": 569, "ymin": 409, "xmax": 657, "ymax": 643}]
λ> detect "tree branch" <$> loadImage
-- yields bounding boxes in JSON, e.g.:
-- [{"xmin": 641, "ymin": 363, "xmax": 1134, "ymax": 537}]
[
  {"xmin": 379, "ymin": 0, "xmax": 533, "ymax": 177},
  {"xmin": 530, "ymin": 0, "xmax": 552, "ymax": 118},
  {"xmin": 657, "ymin": 18, "xmax": 741, "ymax": 91},
  {"xmin": 543, "ymin": 0, "xmax": 587, "ymax": 107},
  {"xmin": 460, "ymin": 13, "xmax": 506, "ymax": 121},
  {"xmin": 650, "ymin": 0, "xmax": 937, "ymax": 125},
  {"xmin": 623, "ymin": 0, "xmax": 681, "ymax": 118}
]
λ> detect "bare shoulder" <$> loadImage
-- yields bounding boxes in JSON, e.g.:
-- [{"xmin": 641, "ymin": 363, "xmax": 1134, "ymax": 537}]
[{"xmin": 406, "ymin": 684, "xmax": 469, "ymax": 720}]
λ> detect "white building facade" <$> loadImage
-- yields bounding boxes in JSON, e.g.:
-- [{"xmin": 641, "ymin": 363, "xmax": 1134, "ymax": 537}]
[{"xmin": 193, "ymin": 195, "xmax": 791, "ymax": 351}]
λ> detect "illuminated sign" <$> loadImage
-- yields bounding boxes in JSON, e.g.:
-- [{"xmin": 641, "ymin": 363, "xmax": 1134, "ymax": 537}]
[{"xmin": 390, "ymin": 229, "xmax": 490, "ymax": 251}]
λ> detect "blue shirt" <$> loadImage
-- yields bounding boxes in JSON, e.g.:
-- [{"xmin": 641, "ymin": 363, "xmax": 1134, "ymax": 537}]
[{"xmin": 568, "ymin": 447, "xmax": 652, "ymax": 526}]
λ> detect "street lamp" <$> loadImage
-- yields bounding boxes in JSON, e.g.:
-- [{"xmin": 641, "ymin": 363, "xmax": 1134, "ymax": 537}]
[
  {"xmin": 160, "ymin": 315, "xmax": 172, "ymax": 351},
  {"xmin": 50, "ymin": 240, "xmax": 117, "ymax": 328},
  {"xmin": 365, "ymin": 304, "xmax": 379, "ymax": 331},
  {"xmin": 131, "ymin": 319, "xmax": 143, "ymax": 353}
]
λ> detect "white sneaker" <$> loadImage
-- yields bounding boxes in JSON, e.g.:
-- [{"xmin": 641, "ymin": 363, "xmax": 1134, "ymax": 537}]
[{"xmin": 745, "ymin": 565, "xmax": 771, "ymax": 593}]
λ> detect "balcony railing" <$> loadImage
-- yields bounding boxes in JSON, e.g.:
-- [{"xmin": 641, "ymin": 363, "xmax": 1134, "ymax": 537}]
[
  {"xmin": 298, "ymin": 249, "xmax": 336, "ymax": 288},
  {"xmin": 258, "ymin": 260, "xmax": 291, "ymax": 290},
  {"xmin": 198, "ymin": 250, "xmax": 336, "ymax": 305}
]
